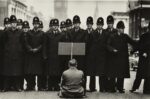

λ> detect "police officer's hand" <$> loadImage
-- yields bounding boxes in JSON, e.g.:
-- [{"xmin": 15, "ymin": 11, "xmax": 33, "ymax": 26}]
[
  {"xmin": 113, "ymin": 49, "xmax": 118, "ymax": 53},
  {"xmin": 32, "ymin": 48, "xmax": 38, "ymax": 53},
  {"xmin": 143, "ymin": 53, "xmax": 147, "ymax": 58}
]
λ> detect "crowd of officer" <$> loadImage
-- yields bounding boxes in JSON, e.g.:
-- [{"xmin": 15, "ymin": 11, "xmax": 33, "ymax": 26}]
[{"xmin": 0, "ymin": 14, "xmax": 150, "ymax": 94}]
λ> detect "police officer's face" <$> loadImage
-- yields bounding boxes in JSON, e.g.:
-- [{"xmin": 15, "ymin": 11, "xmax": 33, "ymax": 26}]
[
  {"xmin": 97, "ymin": 25, "xmax": 103, "ymax": 29},
  {"xmin": 5, "ymin": 24, "xmax": 11, "ymax": 29},
  {"xmin": 61, "ymin": 27, "xmax": 66, "ymax": 32},
  {"xmin": 53, "ymin": 26, "xmax": 59, "ymax": 30},
  {"xmin": 107, "ymin": 23, "xmax": 114, "ymax": 29},
  {"xmin": 74, "ymin": 23, "xmax": 80, "ymax": 29},
  {"xmin": 118, "ymin": 28, "xmax": 124, "ymax": 33},
  {"xmin": 38, "ymin": 28, "xmax": 43, "ymax": 31},
  {"xmin": 23, "ymin": 28, "xmax": 29, "ymax": 32},
  {"xmin": 11, "ymin": 22, "xmax": 17, "ymax": 29},
  {"xmin": 33, "ymin": 23, "xmax": 39, "ymax": 29},
  {"xmin": 87, "ymin": 24, "xmax": 93, "ymax": 29},
  {"xmin": 66, "ymin": 26, "xmax": 72, "ymax": 30},
  {"xmin": 17, "ymin": 25, "xmax": 22, "ymax": 30}
]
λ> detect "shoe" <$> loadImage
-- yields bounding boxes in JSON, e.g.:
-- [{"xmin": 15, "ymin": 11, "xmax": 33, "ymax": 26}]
[
  {"xmin": 109, "ymin": 89, "xmax": 116, "ymax": 93},
  {"xmin": 91, "ymin": 89, "xmax": 96, "ymax": 92},
  {"xmin": 2, "ymin": 89, "xmax": 9, "ymax": 92},
  {"xmin": 130, "ymin": 89, "xmax": 136, "ymax": 93},
  {"xmin": 38, "ymin": 88, "xmax": 46, "ymax": 91},
  {"xmin": 25, "ymin": 88, "xmax": 35, "ymax": 91},
  {"xmin": 15, "ymin": 89, "xmax": 22, "ymax": 92},
  {"xmin": 47, "ymin": 88, "xmax": 53, "ymax": 91},
  {"xmin": 119, "ymin": 90, "xmax": 125, "ymax": 93},
  {"xmin": 87, "ymin": 89, "xmax": 96, "ymax": 92},
  {"xmin": 100, "ymin": 90, "xmax": 105, "ymax": 93}
]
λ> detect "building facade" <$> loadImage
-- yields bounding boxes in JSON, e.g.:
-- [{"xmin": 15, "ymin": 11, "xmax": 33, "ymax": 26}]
[
  {"xmin": 0, "ymin": 0, "xmax": 38, "ymax": 29},
  {"xmin": 128, "ymin": 0, "xmax": 150, "ymax": 39}
]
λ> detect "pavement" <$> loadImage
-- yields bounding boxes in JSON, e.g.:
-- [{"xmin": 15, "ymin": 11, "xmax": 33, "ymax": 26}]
[{"xmin": 0, "ymin": 71, "xmax": 150, "ymax": 99}]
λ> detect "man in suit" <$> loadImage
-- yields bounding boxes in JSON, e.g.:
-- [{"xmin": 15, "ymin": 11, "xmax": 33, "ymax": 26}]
[{"xmin": 59, "ymin": 59, "xmax": 85, "ymax": 98}]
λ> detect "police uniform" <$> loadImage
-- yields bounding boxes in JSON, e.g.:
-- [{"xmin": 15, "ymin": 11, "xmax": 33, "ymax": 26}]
[
  {"xmin": 2, "ymin": 15, "xmax": 24, "ymax": 92},
  {"xmin": 45, "ymin": 19, "xmax": 62, "ymax": 91},
  {"xmin": 60, "ymin": 21, "xmax": 70, "ymax": 73},
  {"xmin": 106, "ymin": 20, "xmax": 136, "ymax": 93},
  {"xmin": 24, "ymin": 17, "xmax": 44, "ymax": 91},
  {"xmin": 37, "ymin": 20, "xmax": 47, "ymax": 91},
  {"xmin": 0, "ymin": 17, "xmax": 11, "ymax": 91},
  {"xmin": 85, "ymin": 16, "xmax": 96, "ymax": 92}
]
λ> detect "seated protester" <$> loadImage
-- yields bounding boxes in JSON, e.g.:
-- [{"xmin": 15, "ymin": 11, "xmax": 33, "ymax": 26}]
[{"xmin": 59, "ymin": 59, "xmax": 85, "ymax": 98}]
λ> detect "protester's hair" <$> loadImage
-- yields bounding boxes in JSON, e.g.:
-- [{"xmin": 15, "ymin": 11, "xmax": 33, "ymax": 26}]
[{"xmin": 68, "ymin": 59, "xmax": 77, "ymax": 67}]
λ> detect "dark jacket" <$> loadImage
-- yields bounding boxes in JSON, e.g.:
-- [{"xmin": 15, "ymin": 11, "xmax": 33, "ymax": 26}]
[
  {"xmin": 137, "ymin": 32, "xmax": 150, "ymax": 78},
  {"xmin": 86, "ymin": 28, "xmax": 107, "ymax": 76},
  {"xmin": 24, "ymin": 29, "xmax": 44, "ymax": 75},
  {"xmin": 106, "ymin": 31, "xmax": 136, "ymax": 78},
  {"xmin": 45, "ymin": 29, "xmax": 62, "ymax": 76},
  {"xmin": 2, "ymin": 29, "xmax": 25, "ymax": 76}
]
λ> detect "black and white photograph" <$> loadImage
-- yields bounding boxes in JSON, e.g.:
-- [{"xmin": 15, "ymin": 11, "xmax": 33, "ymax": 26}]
[{"xmin": 0, "ymin": 0, "xmax": 150, "ymax": 99}]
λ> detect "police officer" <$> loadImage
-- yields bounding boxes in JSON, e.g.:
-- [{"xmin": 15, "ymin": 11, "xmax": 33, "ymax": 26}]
[
  {"xmin": 85, "ymin": 16, "xmax": 96, "ymax": 92},
  {"xmin": 37, "ymin": 20, "xmax": 47, "ymax": 91},
  {"xmin": 45, "ymin": 18, "xmax": 62, "ymax": 91},
  {"xmin": 60, "ymin": 21, "xmax": 67, "ymax": 32},
  {"xmin": 17, "ymin": 19, "xmax": 23, "ymax": 30},
  {"xmin": 3, "ymin": 17, "xmax": 11, "ymax": 30},
  {"xmin": 0, "ymin": 17, "xmax": 11, "ymax": 91},
  {"xmin": 105, "ymin": 15, "xmax": 118, "ymax": 92},
  {"xmin": 68, "ymin": 15, "xmax": 86, "ymax": 69},
  {"xmin": 2, "ymin": 15, "xmax": 24, "ymax": 92},
  {"xmin": 107, "ymin": 21, "xmax": 136, "ymax": 93},
  {"xmin": 65, "ymin": 18, "xmax": 73, "ymax": 31},
  {"xmin": 60, "ymin": 21, "xmax": 70, "ymax": 74},
  {"xmin": 24, "ymin": 17, "xmax": 44, "ymax": 91}
]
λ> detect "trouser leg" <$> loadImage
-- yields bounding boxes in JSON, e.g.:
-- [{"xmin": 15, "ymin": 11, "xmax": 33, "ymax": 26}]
[
  {"xmin": 116, "ymin": 78, "xmax": 124, "ymax": 91},
  {"xmin": 0, "ymin": 75, "xmax": 4, "ymax": 90},
  {"xmin": 4, "ymin": 76, "xmax": 11, "ymax": 91},
  {"xmin": 132, "ymin": 77, "xmax": 142, "ymax": 90},
  {"xmin": 99, "ymin": 75, "xmax": 108, "ymax": 92},
  {"xmin": 25, "ymin": 75, "xmax": 36, "ymax": 90},
  {"xmin": 37, "ymin": 75, "xmax": 47, "ymax": 90},
  {"xmin": 108, "ymin": 77, "xmax": 116, "ymax": 92},
  {"xmin": 89, "ymin": 76, "xmax": 96, "ymax": 91}
]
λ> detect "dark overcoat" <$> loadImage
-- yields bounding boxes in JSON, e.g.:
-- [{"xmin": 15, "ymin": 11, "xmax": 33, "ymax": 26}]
[
  {"xmin": 2, "ymin": 29, "xmax": 24, "ymax": 76},
  {"xmin": 45, "ymin": 30, "xmax": 62, "ymax": 76},
  {"xmin": 0, "ymin": 30, "xmax": 4, "ymax": 74},
  {"xmin": 24, "ymin": 30, "xmax": 44, "ymax": 75},
  {"xmin": 86, "ymin": 29, "xmax": 107, "ymax": 76},
  {"xmin": 106, "ymin": 32, "xmax": 136, "ymax": 78},
  {"xmin": 137, "ymin": 32, "xmax": 150, "ymax": 78}
]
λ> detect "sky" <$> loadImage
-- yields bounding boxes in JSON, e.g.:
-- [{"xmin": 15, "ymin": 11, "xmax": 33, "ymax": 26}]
[
  {"xmin": 23, "ymin": 0, "xmax": 129, "ymax": 19},
  {"xmin": 20, "ymin": 0, "xmax": 129, "ymax": 30}
]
